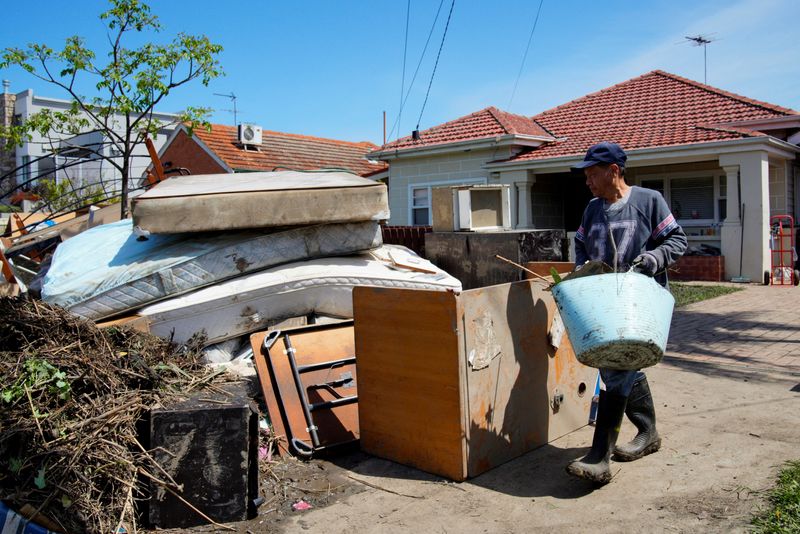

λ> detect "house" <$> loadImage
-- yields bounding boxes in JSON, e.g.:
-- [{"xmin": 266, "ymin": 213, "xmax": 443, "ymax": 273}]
[
  {"xmin": 156, "ymin": 123, "xmax": 388, "ymax": 179},
  {"xmin": 368, "ymin": 70, "xmax": 800, "ymax": 283},
  {"xmin": 0, "ymin": 83, "xmax": 179, "ymax": 198}
]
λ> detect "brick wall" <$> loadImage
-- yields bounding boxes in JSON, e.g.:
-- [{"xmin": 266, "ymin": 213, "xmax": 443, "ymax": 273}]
[
  {"xmin": 381, "ymin": 225, "xmax": 432, "ymax": 257},
  {"xmin": 669, "ymin": 255, "xmax": 725, "ymax": 282},
  {"xmin": 160, "ymin": 129, "xmax": 227, "ymax": 175}
]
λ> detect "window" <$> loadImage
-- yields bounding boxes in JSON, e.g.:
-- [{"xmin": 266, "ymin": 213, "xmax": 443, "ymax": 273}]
[
  {"xmin": 670, "ymin": 176, "xmax": 714, "ymax": 221},
  {"xmin": 411, "ymin": 187, "xmax": 430, "ymax": 226},
  {"xmin": 408, "ymin": 178, "xmax": 486, "ymax": 226},
  {"xmin": 718, "ymin": 179, "xmax": 727, "ymax": 221},
  {"xmin": 640, "ymin": 179, "xmax": 664, "ymax": 196}
]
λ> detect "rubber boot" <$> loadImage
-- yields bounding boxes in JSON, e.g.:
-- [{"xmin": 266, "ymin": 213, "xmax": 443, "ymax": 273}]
[
  {"xmin": 613, "ymin": 376, "xmax": 661, "ymax": 462},
  {"xmin": 566, "ymin": 390, "xmax": 627, "ymax": 484}
]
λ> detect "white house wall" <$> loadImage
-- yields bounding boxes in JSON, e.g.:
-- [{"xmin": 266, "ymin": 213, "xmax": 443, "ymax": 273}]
[
  {"xmin": 13, "ymin": 89, "xmax": 176, "ymax": 192},
  {"xmin": 387, "ymin": 147, "xmax": 513, "ymax": 225}
]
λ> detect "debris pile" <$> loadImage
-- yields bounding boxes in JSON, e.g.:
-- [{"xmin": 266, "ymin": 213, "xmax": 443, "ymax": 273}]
[{"xmin": 0, "ymin": 296, "xmax": 223, "ymax": 533}]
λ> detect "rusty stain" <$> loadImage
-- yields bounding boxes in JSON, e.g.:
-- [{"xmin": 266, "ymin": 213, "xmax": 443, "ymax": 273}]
[{"xmin": 234, "ymin": 255, "xmax": 252, "ymax": 273}]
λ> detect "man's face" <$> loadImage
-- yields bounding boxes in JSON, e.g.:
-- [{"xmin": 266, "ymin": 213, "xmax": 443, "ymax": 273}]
[{"xmin": 584, "ymin": 164, "xmax": 616, "ymax": 199}]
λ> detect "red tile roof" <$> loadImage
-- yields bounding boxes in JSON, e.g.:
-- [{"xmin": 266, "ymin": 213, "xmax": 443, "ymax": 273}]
[
  {"xmin": 372, "ymin": 106, "xmax": 554, "ymax": 153},
  {"xmin": 192, "ymin": 125, "xmax": 386, "ymax": 177},
  {"xmin": 498, "ymin": 70, "xmax": 798, "ymax": 163}
]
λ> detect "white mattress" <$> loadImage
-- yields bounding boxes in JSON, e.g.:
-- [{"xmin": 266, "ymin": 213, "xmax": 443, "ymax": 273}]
[
  {"xmin": 132, "ymin": 171, "xmax": 390, "ymax": 233},
  {"xmin": 43, "ymin": 219, "xmax": 382, "ymax": 320},
  {"xmin": 140, "ymin": 245, "xmax": 462, "ymax": 345}
]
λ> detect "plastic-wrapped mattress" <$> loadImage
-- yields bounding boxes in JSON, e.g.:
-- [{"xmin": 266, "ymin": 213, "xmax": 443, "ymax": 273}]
[
  {"xmin": 140, "ymin": 245, "xmax": 462, "ymax": 345},
  {"xmin": 131, "ymin": 171, "xmax": 390, "ymax": 234},
  {"xmin": 42, "ymin": 219, "xmax": 383, "ymax": 320}
]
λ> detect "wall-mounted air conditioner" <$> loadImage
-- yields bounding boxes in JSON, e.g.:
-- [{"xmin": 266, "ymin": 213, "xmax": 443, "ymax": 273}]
[
  {"xmin": 432, "ymin": 184, "xmax": 511, "ymax": 232},
  {"xmin": 238, "ymin": 123, "xmax": 262, "ymax": 146}
]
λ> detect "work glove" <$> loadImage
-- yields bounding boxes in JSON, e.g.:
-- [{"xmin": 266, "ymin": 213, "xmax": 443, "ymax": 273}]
[{"xmin": 632, "ymin": 253, "xmax": 658, "ymax": 277}]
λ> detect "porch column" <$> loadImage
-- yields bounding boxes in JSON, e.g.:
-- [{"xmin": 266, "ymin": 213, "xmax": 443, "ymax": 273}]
[
  {"xmin": 719, "ymin": 164, "xmax": 742, "ymax": 280},
  {"xmin": 719, "ymin": 152, "xmax": 770, "ymax": 282},
  {"xmin": 516, "ymin": 180, "xmax": 533, "ymax": 229}
]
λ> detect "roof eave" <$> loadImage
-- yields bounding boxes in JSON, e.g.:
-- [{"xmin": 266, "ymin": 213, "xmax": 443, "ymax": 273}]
[
  {"xmin": 484, "ymin": 136, "xmax": 800, "ymax": 172},
  {"xmin": 368, "ymin": 134, "xmax": 553, "ymax": 160}
]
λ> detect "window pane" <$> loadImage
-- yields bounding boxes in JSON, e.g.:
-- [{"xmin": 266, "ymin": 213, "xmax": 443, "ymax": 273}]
[
  {"xmin": 641, "ymin": 179, "xmax": 664, "ymax": 196},
  {"xmin": 719, "ymin": 179, "xmax": 727, "ymax": 198},
  {"xmin": 671, "ymin": 176, "xmax": 714, "ymax": 220},
  {"xmin": 718, "ymin": 199, "xmax": 727, "ymax": 221},
  {"xmin": 412, "ymin": 187, "xmax": 429, "ymax": 207},
  {"xmin": 412, "ymin": 207, "xmax": 429, "ymax": 226}
]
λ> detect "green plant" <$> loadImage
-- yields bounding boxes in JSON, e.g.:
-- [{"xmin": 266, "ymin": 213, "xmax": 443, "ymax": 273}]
[
  {"xmin": 752, "ymin": 460, "xmax": 800, "ymax": 533},
  {"xmin": 1, "ymin": 358, "xmax": 71, "ymax": 406},
  {"xmin": 669, "ymin": 283, "xmax": 743, "ymax": 308},
  {"xmin": 0, "ymin": 0, "xmax": 223, "ymax": 216}
]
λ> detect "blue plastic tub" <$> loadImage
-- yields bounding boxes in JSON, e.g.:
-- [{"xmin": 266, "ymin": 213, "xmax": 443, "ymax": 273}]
[{"xmin": 550, "ymin": 272, "xmax": 675, "ymax": 370}]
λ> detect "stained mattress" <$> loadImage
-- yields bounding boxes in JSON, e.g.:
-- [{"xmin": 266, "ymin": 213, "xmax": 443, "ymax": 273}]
[
  {"xmin": 42, "ymin": 219, "xmax": 383, "ymax": 320},
  {"xmin": 140, "ymin": 245, "xmax": 462, "ymax": 345},
  {"xmin": 132, "ymin": 171, "xmax": 390, "ymax": 233}
]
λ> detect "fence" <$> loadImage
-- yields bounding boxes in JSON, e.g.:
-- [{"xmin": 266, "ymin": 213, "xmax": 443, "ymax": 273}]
[{"xmin": 381, "ymin": 225, "xmax": 432, "ymax": 258}]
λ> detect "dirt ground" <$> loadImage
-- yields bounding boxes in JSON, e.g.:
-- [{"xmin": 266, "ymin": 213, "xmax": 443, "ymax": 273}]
[{"xmin": 181, "ymin": 354, "xmax": 799, "ymax": 534}]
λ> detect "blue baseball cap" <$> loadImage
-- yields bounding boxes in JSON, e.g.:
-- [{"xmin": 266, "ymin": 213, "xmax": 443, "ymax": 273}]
[{"xmin": 572, "ymin": 141, "xmax": 627, "ymax": 169}]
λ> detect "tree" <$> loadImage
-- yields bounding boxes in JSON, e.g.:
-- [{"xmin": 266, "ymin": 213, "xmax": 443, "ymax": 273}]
[{"xmin": 0, "ymin": 0, "xmax": 223, "ymax": 217}]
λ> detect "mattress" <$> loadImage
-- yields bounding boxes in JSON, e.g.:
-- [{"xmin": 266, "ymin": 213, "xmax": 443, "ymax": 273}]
[
  {"xmin": 42, "ymin": 219, "xmax": 383, "ymax": 320},
  {"xmin": 140, "ymin": 245, "xmax": 462, "ymax": 345},
  {"xmin": 132, "ymin": 171, "xmax": 390, "ymax": 234}
]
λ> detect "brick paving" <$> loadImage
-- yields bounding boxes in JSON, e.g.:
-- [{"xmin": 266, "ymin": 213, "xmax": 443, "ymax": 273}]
[{"xmin": 665, "ymin": 283, "xmax": 800, "ymax": 375}]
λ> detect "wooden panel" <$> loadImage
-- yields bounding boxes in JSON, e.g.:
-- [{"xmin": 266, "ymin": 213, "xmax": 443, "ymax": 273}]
[
  {"xmin": 462, "ymin": 280, "xmax": 596, "ymax": 476},
  {"xmin": 251, "ymin": 322, "xmax": 358, "ymax": 455},
  {"xmin": 431, "ymin": 186, "xmax": 455, "ymax": 232},
  {"xmin": 462, "ymin": 281, "xmax": 552, "ymax": 476},
  {"xmin": 354, "ymin": 287, "xmax": 467, "ymax": 481},
  {"xmin": 524, "ymin": 261, "xmax": 575, "ymax": 278}
]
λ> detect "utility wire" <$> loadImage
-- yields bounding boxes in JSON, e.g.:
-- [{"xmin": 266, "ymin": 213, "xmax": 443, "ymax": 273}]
[
  {"xmin": 416, "ymin": 0, "xmax": 455, "ymax": 131},
  {"xmin": 398, "ymin": 0, "xmax": 411, "ymax": 138},
  {"xmin": 507, "ymin": 0, "xmax": 544, "ymax": 111},
  {"xmin": 385, "ymin": 0, "xmax": 446, "ymax": 142}
]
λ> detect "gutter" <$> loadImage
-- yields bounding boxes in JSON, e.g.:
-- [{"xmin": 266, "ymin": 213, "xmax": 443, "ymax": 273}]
[
  {"xmin": 368, "ymin": 133, "xmax": 554, "ymax": 161},
  {"xmin": 483, "ymin": 136, "xmax": 800, "ymax": 172}
]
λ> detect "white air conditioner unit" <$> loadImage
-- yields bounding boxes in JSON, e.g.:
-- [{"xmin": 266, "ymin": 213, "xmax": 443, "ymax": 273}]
[
  {"xmin": 238, "ymin": 123, "xmax": 262, "ymax": 146},
  {"xmin": 432, "ymin": 184, "xmax": 511, "ymax": 232}
]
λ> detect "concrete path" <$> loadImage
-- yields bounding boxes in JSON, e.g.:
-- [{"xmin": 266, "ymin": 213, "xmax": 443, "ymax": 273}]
[{"xmin": 271, "ymin": 284, "xmax": 800, "ymax": 534}]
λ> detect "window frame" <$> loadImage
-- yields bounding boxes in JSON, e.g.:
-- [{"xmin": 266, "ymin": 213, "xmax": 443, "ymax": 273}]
[
  {"xmin": 407, "ymin": 177, "xmax": 486, "ymax": 226},
  {"xmin": 636, "ymin": 170, "xmax": 724, "ymax": 227}
]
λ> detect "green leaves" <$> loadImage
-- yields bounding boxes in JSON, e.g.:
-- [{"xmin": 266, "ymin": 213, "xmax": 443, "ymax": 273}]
[
  {"xmin": 34, "ymin": 464, "xmax": 47, "ymax": 489},
  {"xmin": 549, "ymin": 267, "xmax": 563, "ymax": 285},
  {"xmin": 1, "ymin": 358, "xmax": 72, "ymax": 406},
  {"xmin": 0, "ymin": 0, "xmax": 223, "ymax": 213}
]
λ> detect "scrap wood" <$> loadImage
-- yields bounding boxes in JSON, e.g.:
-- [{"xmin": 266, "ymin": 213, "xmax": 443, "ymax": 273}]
[{"xmin": 0, "ymin": 296, "xmax": 231, "ymax": 534}]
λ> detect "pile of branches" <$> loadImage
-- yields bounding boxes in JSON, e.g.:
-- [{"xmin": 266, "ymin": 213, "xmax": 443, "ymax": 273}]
[{"xmin": 0, "ymin": 297, "xmax": 226, "ymax": 533}]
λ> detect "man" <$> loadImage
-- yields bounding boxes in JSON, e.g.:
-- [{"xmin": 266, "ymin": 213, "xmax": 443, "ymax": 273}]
[{"xmin": 566, "ymin": 141, "xmax": 687, "ymax": 484}]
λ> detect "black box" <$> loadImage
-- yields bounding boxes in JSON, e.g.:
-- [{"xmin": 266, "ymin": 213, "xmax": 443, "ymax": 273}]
[{"xmin": 147, "ymin": 386, "xmax": 258, "ymax": 528}]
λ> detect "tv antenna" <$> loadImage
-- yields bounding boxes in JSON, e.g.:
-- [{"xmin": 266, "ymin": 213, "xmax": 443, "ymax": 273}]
[
  {"xmin": 683, "ymin": 34, "xmax": 717, "ymax": 84},
  {"xmin": 213, "ymin": 92, "xmax": 239, "ymax": 125}
]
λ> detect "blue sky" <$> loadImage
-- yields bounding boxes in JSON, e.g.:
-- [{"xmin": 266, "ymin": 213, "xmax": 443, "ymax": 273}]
[{"xmin": 2, "ymin": 0, "xmax": 798, "ymax": 145}]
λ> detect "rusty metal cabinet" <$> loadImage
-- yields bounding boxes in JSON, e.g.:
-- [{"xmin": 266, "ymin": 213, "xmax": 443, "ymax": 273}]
[{"xmin": 353, "ymin": 280, "xmax": 597, "ymax": 481}]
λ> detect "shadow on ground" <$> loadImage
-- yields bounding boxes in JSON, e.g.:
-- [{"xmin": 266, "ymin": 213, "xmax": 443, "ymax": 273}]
[{"xmin": 328, "ymin": 442, "xmax": 602, "ymax": 500}]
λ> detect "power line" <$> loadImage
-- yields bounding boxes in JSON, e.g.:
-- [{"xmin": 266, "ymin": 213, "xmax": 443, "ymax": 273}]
[
  {"xmin": 386, "ymin": 0, "xmax": 446, "ymax": 142},
  {"xmin": 416, "ymin": 0, "xmax": 455, "ymax": 131},
  {"xmin": 398, "ymin": 0, "xmax": 411, "ymax": 138},
  {"xmin": 507, "ymin": 0, "xmax": 545, "ymax": 111}
]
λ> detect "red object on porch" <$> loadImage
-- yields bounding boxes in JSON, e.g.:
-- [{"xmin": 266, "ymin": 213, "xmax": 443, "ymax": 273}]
[
  {"xmin": 381, "ymin": 225, "xmax": 432, "ymax": 258},
  {"xmin": 769, "ymin": 215, "xmax": 795, "ymax": 286},
  {"xmin": 669, "ymin": 256, "xmax": 725, "ymax": 282}
]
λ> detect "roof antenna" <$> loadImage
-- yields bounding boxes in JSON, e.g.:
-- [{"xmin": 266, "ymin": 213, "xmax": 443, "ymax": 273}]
[
  {"xmin": 213, "ymin": 92, "xmax": 239, "ymax": 125},
  {"xmin": 684, "ymin": 35, "xmax": 717, "ymax": 84}
]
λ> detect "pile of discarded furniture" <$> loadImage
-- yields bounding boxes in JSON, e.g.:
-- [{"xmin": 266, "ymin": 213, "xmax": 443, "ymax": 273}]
[{"xmin": 1, "ymin": 173, "xmax": 599, "ymax": 530}]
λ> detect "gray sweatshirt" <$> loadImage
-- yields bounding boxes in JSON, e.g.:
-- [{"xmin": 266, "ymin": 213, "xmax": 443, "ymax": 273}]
[{"xmin": 575, "ymin": 186, "xmax": 688, "ymax": 286}]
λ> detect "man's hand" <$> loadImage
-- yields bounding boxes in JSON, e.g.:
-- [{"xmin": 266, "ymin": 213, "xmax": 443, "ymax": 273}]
[{"xmin": 632, "ymin": 253, "xmax": 658, "ymax": 276}]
